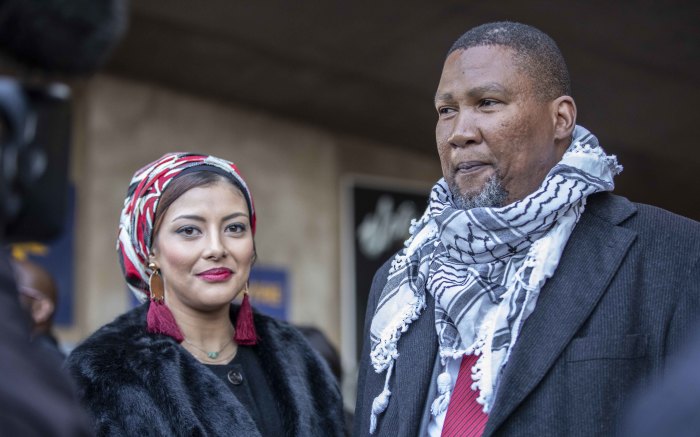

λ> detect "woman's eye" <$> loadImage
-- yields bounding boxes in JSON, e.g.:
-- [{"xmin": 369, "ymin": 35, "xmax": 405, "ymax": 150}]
[
  {"xmin": 226, "ymin": 223, "xmax": 247, "ymax": 233},
  {"xmin": 176, "ymin": 226, "xmax": 200, "ymax": 237}
]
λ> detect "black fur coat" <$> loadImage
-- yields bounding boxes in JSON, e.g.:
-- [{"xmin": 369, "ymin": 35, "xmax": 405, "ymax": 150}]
[{"xmin": 66, "ymin": 304, "xmax": 344, "ymax": 436}]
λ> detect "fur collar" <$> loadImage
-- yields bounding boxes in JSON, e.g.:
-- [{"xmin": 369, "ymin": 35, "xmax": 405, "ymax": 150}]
[{"xmin": 67, "ymin": 304, "xmax": 344, "ymax": 436}]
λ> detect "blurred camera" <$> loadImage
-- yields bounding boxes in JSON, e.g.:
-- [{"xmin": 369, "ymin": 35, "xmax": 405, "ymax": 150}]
[
  {"xmin": 0, "ymin": 77, "xmax": 71, "ymax": 243},
  {"xmin": 0, "ymin": 0, "xmax": 126, "ymax": 243}
]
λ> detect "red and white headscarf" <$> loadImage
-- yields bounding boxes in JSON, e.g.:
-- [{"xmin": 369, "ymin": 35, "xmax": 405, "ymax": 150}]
[{"xmin": 117, "ymin": 153, "xmax": 256, "ymax": 303}]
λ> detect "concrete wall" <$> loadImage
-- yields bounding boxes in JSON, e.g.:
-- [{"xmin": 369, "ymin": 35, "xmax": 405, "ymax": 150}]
[{"xmin": 59, "ymin": 75, "xmax": 441, "ymax": 359}]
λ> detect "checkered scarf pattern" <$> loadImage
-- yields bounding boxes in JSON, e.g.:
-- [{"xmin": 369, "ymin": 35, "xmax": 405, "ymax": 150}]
[
  {"xmin": 117, "ymin": 153, "xmax": 255, "ymax": 302},
  {"xmin": 367, "ymin": 126, "xmax": 622, "ymax": 433}
]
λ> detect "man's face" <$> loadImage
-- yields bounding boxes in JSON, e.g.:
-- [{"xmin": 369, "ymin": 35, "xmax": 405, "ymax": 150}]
[{"xmin": 434, "ymin": 45, "xmax": 564, "ymax": 206}]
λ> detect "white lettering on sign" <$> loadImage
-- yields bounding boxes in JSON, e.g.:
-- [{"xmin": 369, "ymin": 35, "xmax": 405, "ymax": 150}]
[{"xmin": 357, "ymin": 196, "xmax": 417, "ymax": 259}]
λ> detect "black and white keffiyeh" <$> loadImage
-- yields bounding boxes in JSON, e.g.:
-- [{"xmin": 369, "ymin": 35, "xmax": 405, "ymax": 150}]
[{"xmin": 367, "ymin": 125, "xmax": 622, "ymax": 433}]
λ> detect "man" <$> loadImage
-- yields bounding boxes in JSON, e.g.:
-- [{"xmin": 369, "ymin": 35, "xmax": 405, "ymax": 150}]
[
  {"xmin": 354, "ymin": 22, "xmax": 700, "ymax": 437},
  {"xmin": 12, "ymin": 258, "xmax": 66, "ymax": 361}
]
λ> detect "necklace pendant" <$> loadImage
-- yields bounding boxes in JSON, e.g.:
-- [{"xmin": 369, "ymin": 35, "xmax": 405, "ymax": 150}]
[{"xmin": 208, "ymin": 351, "xmax": 219, "ymax": 359}]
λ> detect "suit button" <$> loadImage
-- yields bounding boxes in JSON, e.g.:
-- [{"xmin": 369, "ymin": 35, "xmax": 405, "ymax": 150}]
[{"xmin": 227, "ymin": 370, "xmax": 243, "ymax": 385}]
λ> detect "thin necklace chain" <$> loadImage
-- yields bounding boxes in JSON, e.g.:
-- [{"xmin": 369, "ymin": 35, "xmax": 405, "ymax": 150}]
[
  {"xmin": 188, "ymin": 346, "xmax": 237, "ymax": 365},
  {"xmin": 183, "ymin": 337, "xmax": 234, "ymax": 360}
]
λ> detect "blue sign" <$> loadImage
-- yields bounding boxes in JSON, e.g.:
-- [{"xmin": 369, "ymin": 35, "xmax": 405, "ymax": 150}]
[{"xmin": 248, "ymin": 266, "xmax": 289, "ymax": 321}]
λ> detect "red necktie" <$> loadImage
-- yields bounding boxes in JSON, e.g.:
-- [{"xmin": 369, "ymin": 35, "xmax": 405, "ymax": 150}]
[{"xmin": 441, "ymin": 354, "xmax": 489, "ymax": 437}]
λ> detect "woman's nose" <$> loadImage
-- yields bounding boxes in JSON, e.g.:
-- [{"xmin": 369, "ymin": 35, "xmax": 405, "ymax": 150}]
[{"xmin": 203, "ymin": 233, "xmax": 227, "ymax": 259}]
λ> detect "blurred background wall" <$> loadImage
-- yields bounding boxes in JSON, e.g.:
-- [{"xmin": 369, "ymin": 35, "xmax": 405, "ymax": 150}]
[
  {"xmin": 67, "ymin": 73, "xmax": 441, "ymax": 339},
  {"xmin": 10, "ymin": 0, "xmax": 696, "ymax": 409}
]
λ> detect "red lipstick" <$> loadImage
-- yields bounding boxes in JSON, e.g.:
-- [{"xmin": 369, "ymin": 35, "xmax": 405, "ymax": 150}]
[{"xmin": 197, "ymin": 268, "xmax": 233, "ymax": 282}]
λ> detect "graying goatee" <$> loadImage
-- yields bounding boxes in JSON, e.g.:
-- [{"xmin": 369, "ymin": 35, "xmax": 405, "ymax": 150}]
[{"xmin": 450, "ymin": 174, "xmax": 508, "ymax": 210}]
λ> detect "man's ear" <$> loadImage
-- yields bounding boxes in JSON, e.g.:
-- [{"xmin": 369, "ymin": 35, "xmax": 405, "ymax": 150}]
[
  {"xmin": 552, "ymin": 95, "xmax": 577, "ymax": 144},
  {"xmin": 31, "ymin": 298, "xmax": 54, "ymax": 325}
]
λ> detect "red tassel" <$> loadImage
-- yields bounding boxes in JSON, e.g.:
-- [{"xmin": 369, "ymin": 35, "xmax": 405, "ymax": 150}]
[
  {"xmin": 234, "ymin": 293, "xmax": 257, "ymax": 345},
  {"xmin": 147, "ymin": 300, "xmax": 184, "ymax": 342}
]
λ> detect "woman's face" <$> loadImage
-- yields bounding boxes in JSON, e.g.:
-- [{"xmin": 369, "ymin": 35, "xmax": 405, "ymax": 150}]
[{"xmin": 150, "ymin": 180, "xmax": 254, "ymax": 313}]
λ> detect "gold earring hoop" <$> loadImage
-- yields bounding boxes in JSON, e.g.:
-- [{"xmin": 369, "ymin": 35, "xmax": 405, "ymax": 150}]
[{"xmin": 148, "ymin": 262, "xmax": 165, "ymax": 303}]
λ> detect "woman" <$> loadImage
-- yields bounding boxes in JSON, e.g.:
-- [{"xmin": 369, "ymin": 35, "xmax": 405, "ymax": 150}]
[{"xmin": 66, "ymin": 153, "xmax": 344, "ymax": 436}]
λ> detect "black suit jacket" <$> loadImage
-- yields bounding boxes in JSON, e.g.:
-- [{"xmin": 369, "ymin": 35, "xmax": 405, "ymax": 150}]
[{"xmin": 354, "ymin": 193, "xmax": 700, "ymax": 436}]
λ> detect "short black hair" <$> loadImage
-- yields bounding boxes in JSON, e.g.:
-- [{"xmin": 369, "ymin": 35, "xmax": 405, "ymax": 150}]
[{"xmin": 448, "ymin": 21, "xmax": 571, "ymax": 100}]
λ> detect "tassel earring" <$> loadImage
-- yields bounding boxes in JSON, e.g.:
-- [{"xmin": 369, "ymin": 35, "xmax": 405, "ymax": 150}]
[
  {"xmin": 146, "ymin": 262, "xmax": 184, "ymax": 342},
  {"xmin": 234, "ymin": 282, "xmax": 257, "ymax": 345}
]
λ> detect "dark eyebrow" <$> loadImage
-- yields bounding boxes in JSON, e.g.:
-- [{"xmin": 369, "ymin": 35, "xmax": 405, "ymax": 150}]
[
  {"xmin": 171, "ymin": 212, "xmax": 248, "ymax": 223},
  {"xmin": 467, "ymin": 83, "xmax": 509, "ymax": 99},
  {"xmin": 435, "ymin": 83, "xmax": 510, "ymax": 104},
  {"xmin": 434, "ymin": 92, "xmax": 453, "ymax": 104},
  {"xmin": 222, "ymin": 213, "xmax": 248, "ymax": 222},
  {"xmin": 172, "ymin": 214, "xmax": 205, "ymax": 223}
]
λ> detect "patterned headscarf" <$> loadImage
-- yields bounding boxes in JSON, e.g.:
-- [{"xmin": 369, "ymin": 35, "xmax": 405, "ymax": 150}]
[{"xmin": 117, "ymin": 153, "xmax": 256, "ymax": 302}]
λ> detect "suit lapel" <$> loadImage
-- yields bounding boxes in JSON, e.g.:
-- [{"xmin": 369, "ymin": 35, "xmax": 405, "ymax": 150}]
[
  {"xmin": 483, "ymin": 205, "xmax": 637, "ymax": 435},
  {"xmin": 394, "ymin": 293, "xmax": 439, "ymax": 436}
]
